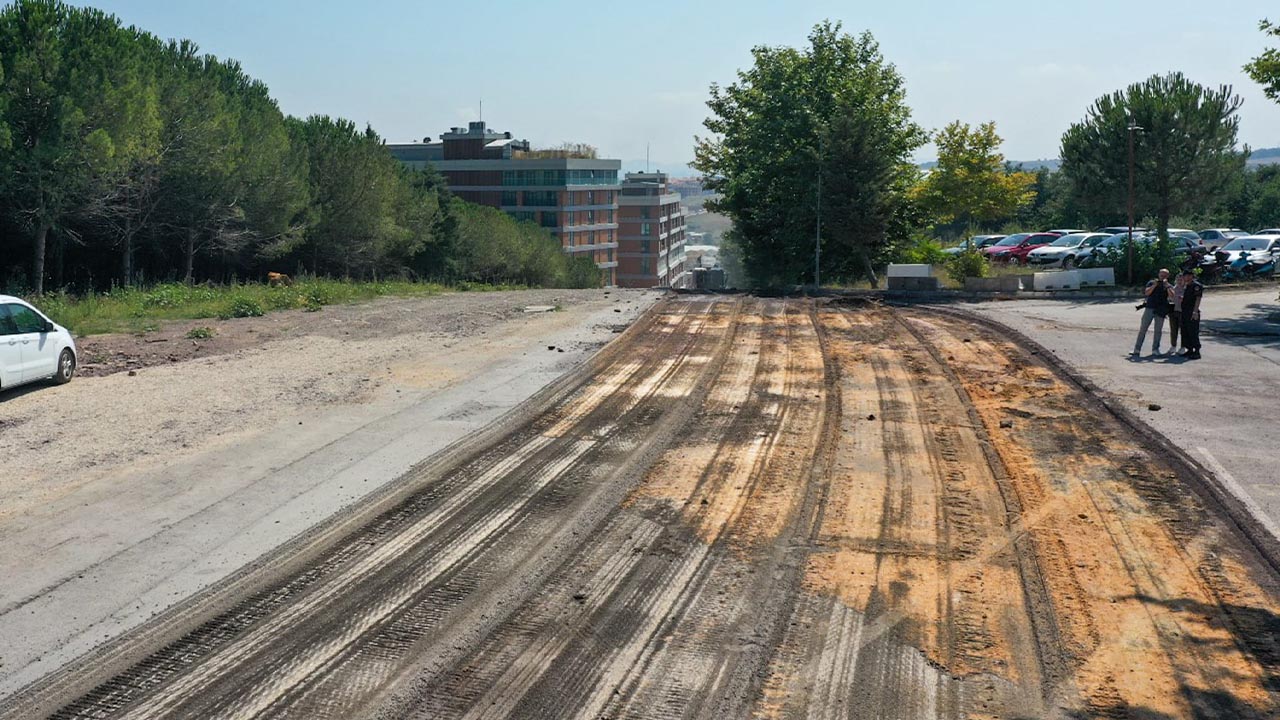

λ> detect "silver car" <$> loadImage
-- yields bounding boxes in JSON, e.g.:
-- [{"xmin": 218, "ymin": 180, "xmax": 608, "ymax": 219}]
[{"xmin": 1025, "ymin": 233, "xmax": 1111, "ymax": 268}]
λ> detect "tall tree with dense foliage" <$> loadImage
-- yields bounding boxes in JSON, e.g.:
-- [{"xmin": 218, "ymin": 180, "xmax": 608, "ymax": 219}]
[
  {"xmin": 693, "ymin": 21, "xmax": 926, "ymax": 286},
  {"xmin": 1059, "ymin": 73, "xmax": 1245, "ymax": 240},
  {"xmin": 1245, "ymin": 19, "xmax": 1280, "ymax": 101},
  {"xmin": 0, "ymin": 0, "xmax": 596, "ymax": 292},
  {"xmin": 0, "ymin": 0, "xmax": 159, "ymax": 293},
  {"xmin": 915, "ymin": 121, "xmax": 1036, "ymax": 227}
]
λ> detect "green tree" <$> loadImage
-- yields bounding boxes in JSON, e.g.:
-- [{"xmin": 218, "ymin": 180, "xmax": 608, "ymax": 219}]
[
  {"xmin": 693, "ymin": 21, "xmax": 926, "ymax": 286},
  {"xmin": 1060, "ymin": 72, "xmax": 1245, "ymax": 243},
  {"xmin": 1245, "ymin": 19, "xmax": 1280, "ymax": 101},
  {"xmin": 0, "ymin": 0, "xmax": 160, "ymax": 294},
  {"xmin": 915, "ymin": 121, "xmax": 1037, "ymax": 227}
]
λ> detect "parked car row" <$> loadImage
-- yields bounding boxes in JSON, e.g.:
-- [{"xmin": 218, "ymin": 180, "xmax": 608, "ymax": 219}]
[{"xmin": 943, "ymin": 226, "xmax": 1280, "ymax": 271}]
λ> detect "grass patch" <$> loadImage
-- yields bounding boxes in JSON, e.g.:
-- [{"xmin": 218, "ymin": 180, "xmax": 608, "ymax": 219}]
[
  {"xmin": 28, "ymin": 278, "xmax": 485, "ymax": 336},
  {"xmin": 185, "ymin": 326, "xmax": 216, "ymax": 340}
]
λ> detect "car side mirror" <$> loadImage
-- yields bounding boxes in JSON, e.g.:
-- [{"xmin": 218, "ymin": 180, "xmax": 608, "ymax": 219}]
[{"xmin": 42, "ymin": 320, "xmax": 54, "ymax": 333}]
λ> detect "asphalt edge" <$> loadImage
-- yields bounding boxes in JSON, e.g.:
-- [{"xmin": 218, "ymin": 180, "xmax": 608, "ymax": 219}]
[{"xmin": 912, "ymin": 302, "xmax": 1280, "ymax": 581}]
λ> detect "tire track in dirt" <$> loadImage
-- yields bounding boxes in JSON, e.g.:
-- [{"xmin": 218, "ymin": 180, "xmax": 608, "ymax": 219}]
[
  {"xmin": 900, "ymin": 308, "xmax": 1280, "ymax": 719},
  {"xmin": 754, "ymin": 307, "xmax": 1048, "ymax": 720}
]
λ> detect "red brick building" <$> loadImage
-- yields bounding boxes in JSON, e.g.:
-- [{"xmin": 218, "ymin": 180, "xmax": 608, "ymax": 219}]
[
  {"xmin": 387, "ymin": 122, "xmax": 621, "ymax": 285},
  {"xmin": 616, "ymin": 172, "xmax": 688, "ymax": 288}
]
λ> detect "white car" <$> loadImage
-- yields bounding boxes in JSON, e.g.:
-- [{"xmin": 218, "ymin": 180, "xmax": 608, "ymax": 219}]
[
  {"xmin": 1198, "ymin": 228, "xmax": 1248, "ymax": 246},
  {"xmin": 1215, "ymin": 235, "xmax": 1280, "ymax": 264},
  {"xmin": 1025, "ymin": 232, "xmax": 1110, "ymax": 268},
  {"xmin": 0, "ymin": 295, "xmax": 78, "ymax": 391}
]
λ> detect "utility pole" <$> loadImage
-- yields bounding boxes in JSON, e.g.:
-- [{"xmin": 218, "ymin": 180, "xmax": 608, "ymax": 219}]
[
  {"xmin": 1126, "ymin": 117, "xmax": 1143, "ymax": 285},
  {"xmin": 815, "ymin": 171, "xmax": 822, "ymax": 290}
]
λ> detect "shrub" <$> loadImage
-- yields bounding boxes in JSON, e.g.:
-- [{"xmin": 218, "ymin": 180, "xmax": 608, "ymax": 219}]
[
  {"xmin": 946, "ymin": 250, "xmax": 989, "ymax": 284},
  {"xmin": 186, "ymin": 326, "xmax": 216, "ymax": 339},
  {"xmin": 219, "ymin": 297, "xmax": 264, "ymax": 319},
  {"xmin": 1087, "ymin": 237, "xmax": 1180, "ymax": 285},
  {"xmin": 896, "ymin": 236, "xmax": 949, "ymax": 265}
]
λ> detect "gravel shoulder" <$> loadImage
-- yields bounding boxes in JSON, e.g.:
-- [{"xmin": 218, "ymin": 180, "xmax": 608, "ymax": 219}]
[{"xmin": 0, "ymin": 287, "xmax": 661, "ymax": 696}]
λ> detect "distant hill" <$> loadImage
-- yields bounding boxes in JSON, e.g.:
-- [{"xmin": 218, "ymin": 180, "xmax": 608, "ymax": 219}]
[
  {"xmin": 1247, "ymin": 147, "xmax": 1280, "ymax": 166},
  {"xmin": 920, "ymin": 148, "xmax": 1280, "ymax": 171}
]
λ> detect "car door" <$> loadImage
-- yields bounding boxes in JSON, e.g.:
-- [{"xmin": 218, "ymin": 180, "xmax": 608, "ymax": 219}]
[
  {"xmin": 8, "ymin": 303, "xmax": 56, "ymax": 383},
  {"xmin": 0, "ymin": 304, "xmax": 23, "ymax": 388}
]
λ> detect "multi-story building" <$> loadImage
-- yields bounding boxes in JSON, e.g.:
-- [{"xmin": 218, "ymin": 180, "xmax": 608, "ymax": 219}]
[
  {"xmin": 387, "ymin": 122, "xmax": 621, "ymax": 285},
  {"xmin": 616, "ymin": 172, "xmax": 689, "ymax": 288}
]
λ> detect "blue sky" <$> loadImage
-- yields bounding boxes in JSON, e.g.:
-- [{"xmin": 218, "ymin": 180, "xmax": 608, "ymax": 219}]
[{"xmin": 82, "ymin": 1, "xmax": 1280, "ymax": 168}]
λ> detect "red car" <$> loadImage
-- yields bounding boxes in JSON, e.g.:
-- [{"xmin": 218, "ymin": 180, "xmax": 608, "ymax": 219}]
[{"xmin": 982, "ymin": 232, "xmax": 1060, "ymax": 264}]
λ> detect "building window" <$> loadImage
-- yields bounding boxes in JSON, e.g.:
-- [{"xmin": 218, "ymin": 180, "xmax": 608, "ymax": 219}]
[
  {"xmin": 512, "ymin": 210, "xmax": 535, "ymax": 223},
  {"xmin": 502, "ymin": 190, "xmax": 518, "ymax": 206},
  {"xmin": 640, "ymin": 207, "xmax": 651, "ymax": 219},
  {"xmin": 541, "ymin": 211, "xmax": 558, "ymax": 228},
  {"xmin": 641, "ymin": 223, "xmax": 651, "ymax": 236},
  {"xmin": 525, "ymin": 190, "xmax": 557, "ymax": 206},
  {"xmin": 641, "ymin": 257, "xmax": 651, "ymax": 274},
  {"xmin": 587, "ymin": 191, "xmax": 595, "ymax": 205},
  {"xmin": 587, "ymin": 210, "xmax": 596, "ymax": 225}
]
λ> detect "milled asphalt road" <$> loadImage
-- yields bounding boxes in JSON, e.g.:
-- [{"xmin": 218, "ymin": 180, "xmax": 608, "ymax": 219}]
[{"xmin": 956, "ymin": 285, "xmax": 1280, "ymax": 541}]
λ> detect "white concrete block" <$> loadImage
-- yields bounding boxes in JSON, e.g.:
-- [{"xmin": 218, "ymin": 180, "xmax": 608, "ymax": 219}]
[
  {"xmin": 1077, "ymin": 268, "xmax": 1115, "ymax": 286},
  {"xmin": 886, "ymin": 263, "xmax": 933, "ymax": 278},
  {"xmin": 1034, "ymin": 270, "xmax": 1081, "ymax": 290}
]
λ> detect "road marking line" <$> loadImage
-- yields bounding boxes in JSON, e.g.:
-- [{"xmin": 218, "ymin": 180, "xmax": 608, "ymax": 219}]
[{"xmin": 1197, "ymin": 447, "xmax": 1280, "ymax": 544}]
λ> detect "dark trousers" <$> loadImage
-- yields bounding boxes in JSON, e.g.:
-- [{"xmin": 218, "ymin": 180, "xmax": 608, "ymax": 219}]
[
  {"xmin": 1181, "ymin": 313, "xmax": 1200, "ymax": 352},
  {"xmin": 1169, "ymin": 309, "xmax": 1182, "ymax": 347}
]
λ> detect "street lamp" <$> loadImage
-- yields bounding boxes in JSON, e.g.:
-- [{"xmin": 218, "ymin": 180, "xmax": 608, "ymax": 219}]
[
  {"xmin": 1127, "ymin": 117, "xmax": 1144, "ymax": 284},
  {"xmin": 815, "ymin": 171, "xmax": 822, "ymax": 290}
]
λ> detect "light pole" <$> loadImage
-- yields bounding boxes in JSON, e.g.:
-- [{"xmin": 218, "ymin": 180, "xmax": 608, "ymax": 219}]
[
  {"xmin": 815, "ymin": 171, "xmax": 822, "ymax": 291},
  {"xmin": 1126, "ymin": 117, "xmax": 1144, "ymax": 284}
]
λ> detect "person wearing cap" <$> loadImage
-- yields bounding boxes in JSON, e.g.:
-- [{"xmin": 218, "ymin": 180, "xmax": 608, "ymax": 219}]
[
  {"xmin": 1168, "ymin": 272, "xmax": 1187, "ymax": 353},
  {"xmin": 1179, "ymin": 270, "xmax": 1204, "ymax": 360}
]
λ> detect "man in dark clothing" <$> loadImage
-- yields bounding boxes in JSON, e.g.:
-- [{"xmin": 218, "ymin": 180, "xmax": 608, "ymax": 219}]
[{"xmin": 1179, "ymin": 271, "xmax": 1204, "ymax": 359}]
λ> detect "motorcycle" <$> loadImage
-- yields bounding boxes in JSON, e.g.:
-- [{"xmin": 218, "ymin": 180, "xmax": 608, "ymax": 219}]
[
  {"xmin": 1191, "ymin": 247, "xmax": 1226, "ymax": 283},
  {"xmin": 1220, "ymin": 250, "xmax": 1277, "ymax": 282}
]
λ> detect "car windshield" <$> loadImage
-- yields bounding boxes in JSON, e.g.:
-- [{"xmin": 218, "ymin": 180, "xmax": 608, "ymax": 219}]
[
  {"xmin": 1082, "ymin": 235, "xmax": 1109, "ymax": 247},
  {"xmin": 1221, "ymin": 238, "xmax": 1270, "ymax": 251},
  {"xmin": 1049, "ymin": 233, "xmax": 1088, "ymax": 247},
  {"xmin": 1223, "ymin": 230, "xmax": 1249, "ymax": 238},
  {"xmin": 994, "ymin": 234, "xmax": 1028, "ymax": 247}
]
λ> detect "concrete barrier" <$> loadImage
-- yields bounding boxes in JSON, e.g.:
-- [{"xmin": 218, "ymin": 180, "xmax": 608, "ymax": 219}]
[
  {"xmin": 886, "ymin": 264, "xmax": 933, "ymax": 278},
  {"xmin": 964, "ymin": 276, "xmax": 1022, "ymax": 292},
  {"xmin": 886, "ymin": 276, "xmax": 940, "ymax": 291},
  {"xmin": 1077, "ymin": 267, "xmax": 1115, "ymax": 287},
  {"xmin": 1034, "ymin": 270, "xmax": 1081, "ymax": 290}
]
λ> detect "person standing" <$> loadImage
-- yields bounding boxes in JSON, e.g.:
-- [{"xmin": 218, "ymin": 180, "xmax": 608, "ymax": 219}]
[
  {"xmin": 1131, "ymin": 268, "xmax": 1171, "ymax": 357},
  {"xmin": 1180, "ymin": 270, "xmax": 1204, "ymax": 360},
  {"xmin": 1168, "ymin": 273, "xmax": 1186, "ymax": 353}
]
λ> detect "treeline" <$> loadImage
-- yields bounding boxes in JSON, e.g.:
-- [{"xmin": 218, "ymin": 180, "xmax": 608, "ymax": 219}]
[
  {"xmin": 0, "ymin": 0, "xmax": 598, "ymax": 295},
  {"xmin": 697, "ymin": 21, "xmax": 1280, "ymax": 287}
]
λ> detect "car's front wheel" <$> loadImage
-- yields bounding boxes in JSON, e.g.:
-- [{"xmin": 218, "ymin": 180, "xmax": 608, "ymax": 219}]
[
  {"xmin": 1063, "ymin": 256, "xmax": 1075, "ymax": 269},
  {"xmin": 53, "ymin": 348, "xmax": 75, "ymax": 384}
]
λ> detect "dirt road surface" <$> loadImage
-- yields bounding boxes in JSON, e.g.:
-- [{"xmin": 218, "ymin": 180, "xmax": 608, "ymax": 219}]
[{"xmin": 3, "ymin": 296, "xmax": 1278, "ymax": 719}]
